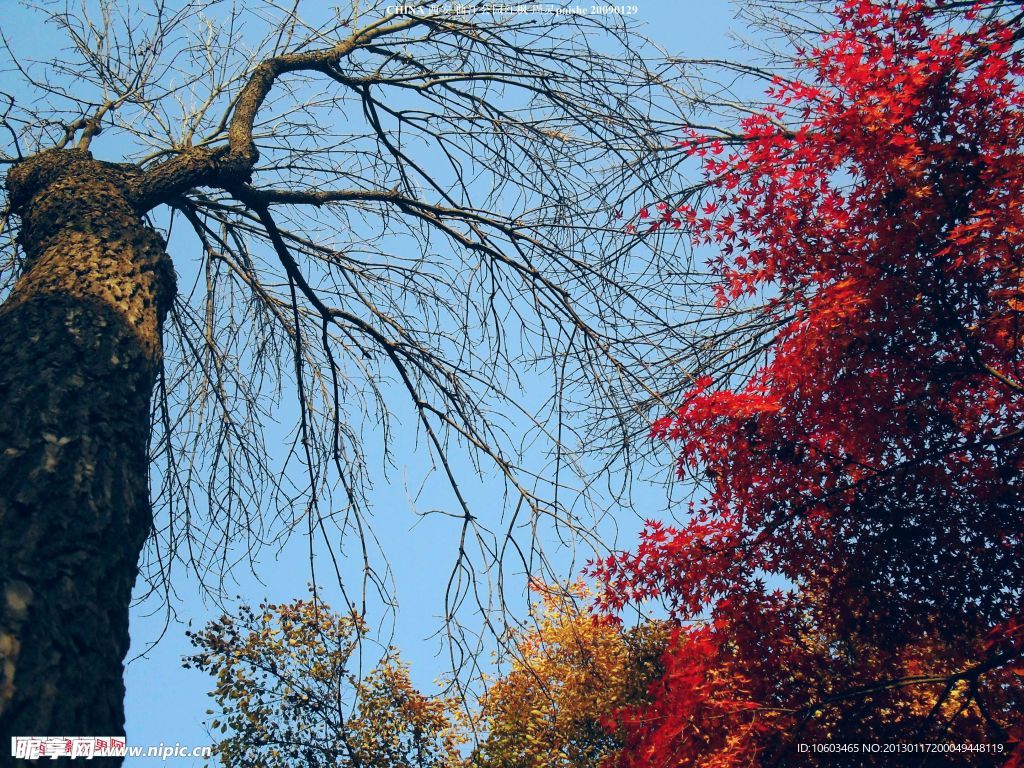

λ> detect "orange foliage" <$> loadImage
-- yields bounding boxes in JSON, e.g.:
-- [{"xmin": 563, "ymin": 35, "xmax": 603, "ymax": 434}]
[{"xmin": 474, "ymin": 583, "xmax": 668, "ymax": 768}]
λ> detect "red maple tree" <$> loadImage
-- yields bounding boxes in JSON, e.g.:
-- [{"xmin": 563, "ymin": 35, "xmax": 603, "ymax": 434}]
[{"xmin": 592, "ymin": 2, "xmax": 1024, "ymax": 765}]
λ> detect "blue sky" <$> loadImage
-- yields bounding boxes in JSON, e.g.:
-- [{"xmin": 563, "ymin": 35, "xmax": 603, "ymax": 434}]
[{"xmin": 2, "ymin": 1, "xmax": 748, "ymax": 763}]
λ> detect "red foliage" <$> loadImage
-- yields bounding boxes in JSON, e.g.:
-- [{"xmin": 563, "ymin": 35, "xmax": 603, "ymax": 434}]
[{"xmin": 592, "ymin": 2, "xmax": 1024, "ymax": 764}]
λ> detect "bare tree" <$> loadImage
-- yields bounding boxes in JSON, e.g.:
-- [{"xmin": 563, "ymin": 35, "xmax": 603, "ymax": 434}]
[{"xmin": 0, "ymin": 0, "xmax": 707, "ymax": 748}]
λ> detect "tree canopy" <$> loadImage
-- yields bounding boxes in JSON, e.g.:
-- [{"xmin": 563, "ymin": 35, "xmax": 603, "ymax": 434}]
[{"xmin": 592, "ymin": 1, "xmax": 1024, "ymax": 764}]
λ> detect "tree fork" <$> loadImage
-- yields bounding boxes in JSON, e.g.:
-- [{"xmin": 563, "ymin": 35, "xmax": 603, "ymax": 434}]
[{"xmin": 0, "ymin": 149, "xmax": 175, "ymax": 753}]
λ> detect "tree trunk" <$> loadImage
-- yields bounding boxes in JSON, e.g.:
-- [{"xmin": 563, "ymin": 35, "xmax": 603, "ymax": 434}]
[{"xmin": 0, "ymin": 149, "xmax": 174, "ymax": 758}]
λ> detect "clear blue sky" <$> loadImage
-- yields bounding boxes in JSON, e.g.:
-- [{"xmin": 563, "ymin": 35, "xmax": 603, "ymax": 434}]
[{"xmin": 3, "ymin": 2, "xmax": 749, "ymax": 764}]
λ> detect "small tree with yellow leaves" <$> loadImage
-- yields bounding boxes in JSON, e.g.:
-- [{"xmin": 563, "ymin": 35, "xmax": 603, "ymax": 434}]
[
  {"xmin": 474, "ymin": 584, "xmax": 668, "ymax": 768},
  {"xmin": 185, "ymin": 598, "xmax": 465, "ymax": 768}
]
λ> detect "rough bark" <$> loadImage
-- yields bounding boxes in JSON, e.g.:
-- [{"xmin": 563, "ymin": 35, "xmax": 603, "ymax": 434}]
[{"xmin": 0, "ymin": 149, "xmax": 174, "ymax": 757}]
